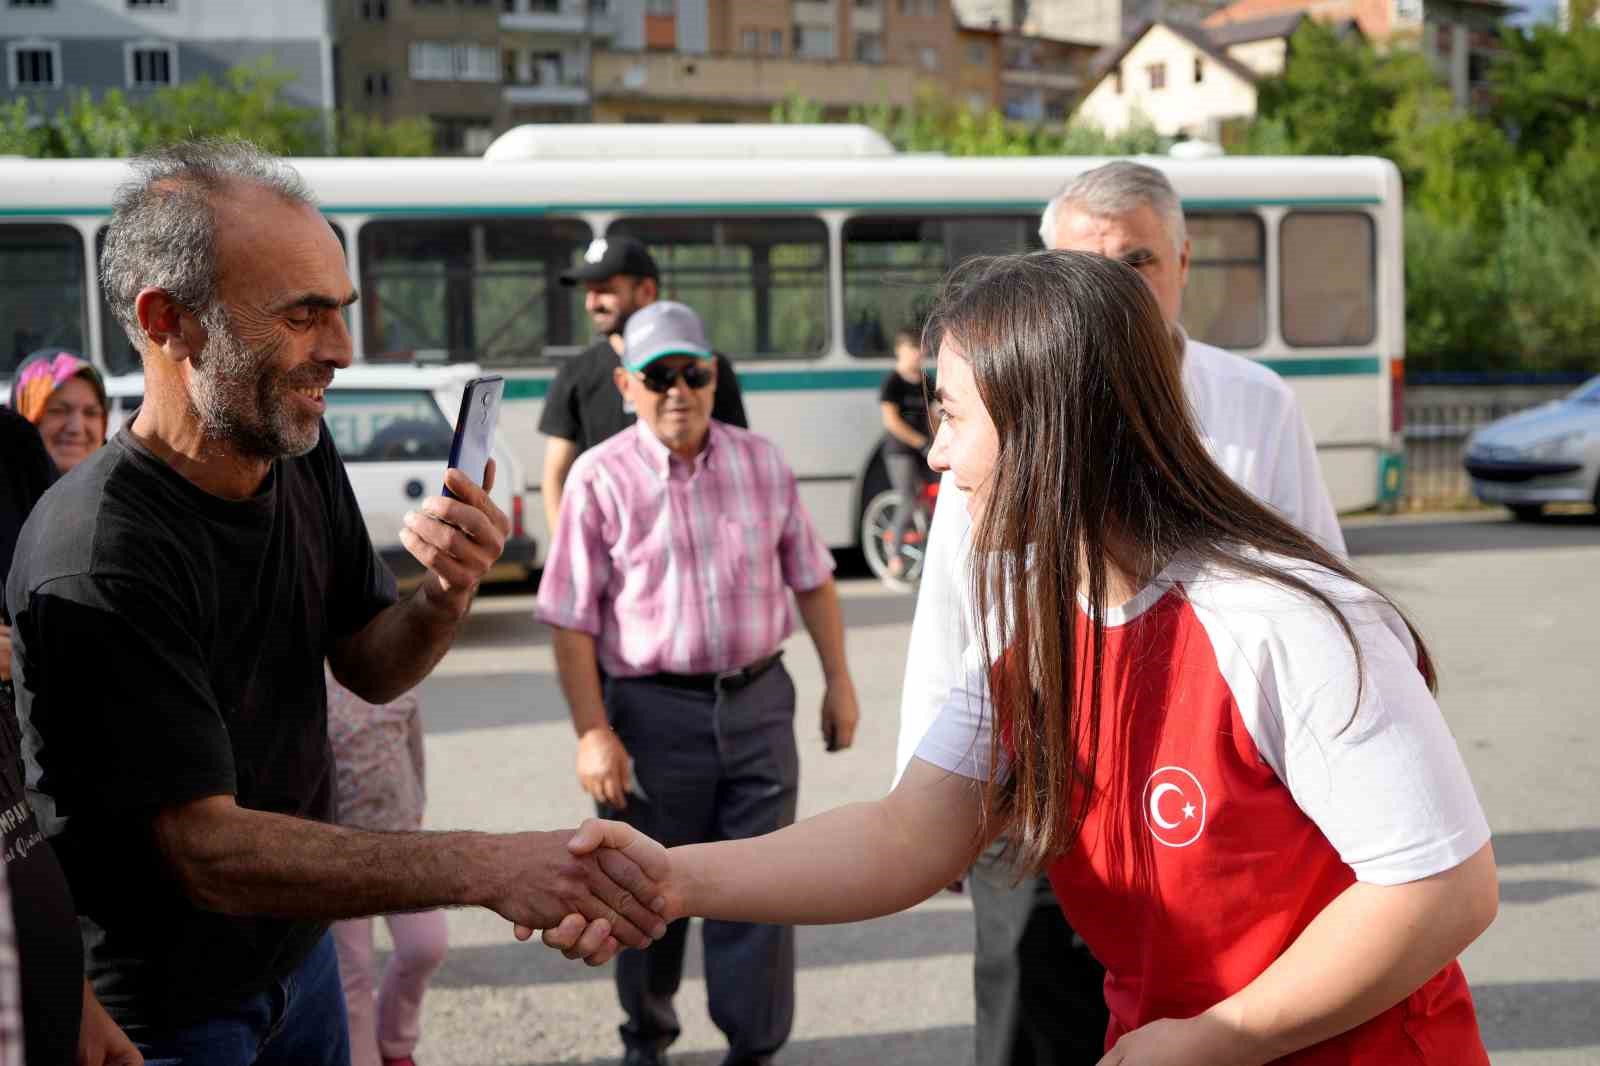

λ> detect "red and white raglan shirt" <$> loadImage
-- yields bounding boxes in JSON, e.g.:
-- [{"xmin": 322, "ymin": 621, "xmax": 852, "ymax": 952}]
[{"xmin": 914, "ymin": 551, "xmax": 1493, "ymax": 1064}]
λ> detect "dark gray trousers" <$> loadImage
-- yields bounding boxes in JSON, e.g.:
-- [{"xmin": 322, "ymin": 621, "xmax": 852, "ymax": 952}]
[
  {"xmin": 601, "ymin": 663, "xmax": 799, "ymax": 1065},
  {"xmin": 970, "ymin": 839, "xmax": 1109, "ymax": 1066}
]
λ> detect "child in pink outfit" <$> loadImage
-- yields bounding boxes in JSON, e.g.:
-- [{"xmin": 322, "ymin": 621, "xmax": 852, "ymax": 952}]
[{"xmin": 326, "ymin": 668, "xmax": 449, "ymax": 1066}]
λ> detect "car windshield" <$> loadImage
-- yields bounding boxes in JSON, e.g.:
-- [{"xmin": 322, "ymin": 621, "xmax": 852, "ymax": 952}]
[{"xmin": 1571, "ymin": 376, "xmax": 1600, "ymax": 404}]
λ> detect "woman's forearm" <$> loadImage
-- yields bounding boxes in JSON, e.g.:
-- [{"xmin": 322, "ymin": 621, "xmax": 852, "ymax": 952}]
[
  {"xmin": 1210, "ymin": 843, "xmax": 1498, "ymax": 1064},
  {"xmin": 673, "ymin": 763, "xmax": 986, "ymax": 925}
]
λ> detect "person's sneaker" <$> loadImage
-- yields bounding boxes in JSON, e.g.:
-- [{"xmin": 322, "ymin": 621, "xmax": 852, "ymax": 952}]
[{"xmin": 622, "ymin": 1049, "xmax": 669, "ymax": 1066}]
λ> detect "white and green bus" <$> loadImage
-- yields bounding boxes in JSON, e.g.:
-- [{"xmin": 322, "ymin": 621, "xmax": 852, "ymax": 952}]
[{"xmin": 0, "ymin": 126, "xmax": 1405, "ymax": 563}]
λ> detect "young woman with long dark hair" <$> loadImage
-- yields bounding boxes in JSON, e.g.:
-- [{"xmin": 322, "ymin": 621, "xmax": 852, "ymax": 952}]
[{"xmin": 550, "ymin": 251, "xmax": 1498, "ymax": 1066}]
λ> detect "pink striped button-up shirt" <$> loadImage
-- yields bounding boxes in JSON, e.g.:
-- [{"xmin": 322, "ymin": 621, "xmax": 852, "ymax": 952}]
[{"xmin": 536, "ymin": 419, "xmax": 835, "ymax": 676}]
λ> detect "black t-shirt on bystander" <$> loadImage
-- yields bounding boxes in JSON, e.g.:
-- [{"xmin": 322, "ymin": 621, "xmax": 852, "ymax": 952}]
[
  {"xmin": 539, "ymin": 339, "xmax": 750, "ymax": 452},
  {"xmin": 5, "ymin": 422, "xmax": 397, "ymax": 1028},
  {"xmin": 879, "ymin": 370, "xmax": 933, "ymax": 456},
  {"xmin": 0, "ymin": 407, "xmax": 80, "ymax": 1066}
]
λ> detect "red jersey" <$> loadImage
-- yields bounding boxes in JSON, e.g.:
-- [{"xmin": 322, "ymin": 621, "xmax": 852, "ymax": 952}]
[{"xmin": 916, "ymin": 555, "xmax": 1492, "ymax": 1064}]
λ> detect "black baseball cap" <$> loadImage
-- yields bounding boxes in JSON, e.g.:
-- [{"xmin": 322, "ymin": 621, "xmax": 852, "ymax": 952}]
[{"xmin": 560, "ymin": 236, "xmax": 659, "ymax": 285}]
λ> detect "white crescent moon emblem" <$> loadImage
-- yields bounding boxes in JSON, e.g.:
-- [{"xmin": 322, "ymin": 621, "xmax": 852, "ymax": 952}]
[{"xmin": 1148, "ymin": 782, "xmax": 1183, "ymax": 830}]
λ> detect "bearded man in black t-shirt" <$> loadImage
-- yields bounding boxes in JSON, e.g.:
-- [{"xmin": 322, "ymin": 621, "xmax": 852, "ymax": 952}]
[
  {"xmin": 6, "ymin": 140, "xmax": 668, "ymax": 1065},
  {"xmin": 537, "ymin": 236, "xmax": 748, "ymax": 534}
]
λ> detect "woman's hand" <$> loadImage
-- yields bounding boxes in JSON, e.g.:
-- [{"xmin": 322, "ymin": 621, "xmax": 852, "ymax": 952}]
[
  {"xmin": 1096, "ymin": 1012, "xmax": 1266, "ymax": 1066},
  {"xmin": 519, "ymin": 819, "xmax": 679, "ymax": 965}
]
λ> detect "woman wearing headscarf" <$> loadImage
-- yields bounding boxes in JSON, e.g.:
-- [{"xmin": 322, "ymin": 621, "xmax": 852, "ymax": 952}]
[{"xmin": 8, "ymin": 351, "xmax": 108, "ymax": 476}]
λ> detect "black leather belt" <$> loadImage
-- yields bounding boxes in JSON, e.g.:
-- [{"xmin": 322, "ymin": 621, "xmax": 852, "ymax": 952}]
[{"xmin": 645, "ymin": 652, "xmax": 783, "ymax": 694}]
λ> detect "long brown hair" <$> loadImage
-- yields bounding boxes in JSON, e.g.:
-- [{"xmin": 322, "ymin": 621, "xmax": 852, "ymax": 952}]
[{"xmin": 925, "ymin": 251, "xmax": 1434, "ymax": 873}]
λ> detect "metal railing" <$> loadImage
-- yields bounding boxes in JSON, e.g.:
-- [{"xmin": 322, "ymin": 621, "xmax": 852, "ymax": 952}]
[{"xmin": 1400, "ymin": 400, "xmax": 1528, "ymax": 509}]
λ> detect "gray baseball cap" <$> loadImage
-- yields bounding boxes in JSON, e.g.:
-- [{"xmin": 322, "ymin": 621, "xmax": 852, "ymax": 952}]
[{"xmin": 621, "ymin": 301, "xmax": 712, "ymax": 372}]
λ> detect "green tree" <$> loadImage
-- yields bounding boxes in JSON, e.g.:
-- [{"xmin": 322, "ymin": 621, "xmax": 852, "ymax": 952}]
[{"xmin": 3, "ymin": 58, "xmax": 437, "ymax": 158}]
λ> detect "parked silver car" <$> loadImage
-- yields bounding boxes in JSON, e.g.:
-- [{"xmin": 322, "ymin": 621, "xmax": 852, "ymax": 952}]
[{"xmin": 1463, "ymin": 376, "xmax": 1600, "ymax": 520}]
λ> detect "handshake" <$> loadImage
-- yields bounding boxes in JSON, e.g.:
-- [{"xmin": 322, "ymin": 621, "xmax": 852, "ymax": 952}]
[{"xmin": 508, "ymin": 819, "xmax": 680, "ymax": 967}]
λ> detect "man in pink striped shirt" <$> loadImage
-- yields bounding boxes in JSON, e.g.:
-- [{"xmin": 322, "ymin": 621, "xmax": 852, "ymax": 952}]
[{"xmin": 536, "ymin": 301, "xmax": 859, "ymax": 1066}]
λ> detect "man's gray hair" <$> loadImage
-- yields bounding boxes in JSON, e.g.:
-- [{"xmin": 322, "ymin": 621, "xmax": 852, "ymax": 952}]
[
  {"xmin": 101, "ymin": 138, "xmax": 316, "ymax": 351},
  {"xmin": 1037, "ymin": 160, "xmax": 1187, "ymax": 254}
]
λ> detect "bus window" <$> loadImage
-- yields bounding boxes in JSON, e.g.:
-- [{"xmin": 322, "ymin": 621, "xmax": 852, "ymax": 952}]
[
  {"xmin": 607, "ymin": 216, "xmax": 828, "ymax": 360},
  {"xmin": 1281, "ymin": 212, "xmax": 1376, "ymax": 347},
  {"xmin": 95, "ymin": 228, "xmax": 144, "ymax": 377},
  {"xmin": 2, "ymin": 224, "xmax": 87, "ymax": 375},
  {"xmin": 359, "ymin": 218, "xmax": 592, "ymax": 366},
  {"xmin": 843, "ymin": 215, "xmax": 1040, "ymax": 357},
  {"xmin": 1180, "ymin": 213, "xmax": 1265, "ymax": 350}
]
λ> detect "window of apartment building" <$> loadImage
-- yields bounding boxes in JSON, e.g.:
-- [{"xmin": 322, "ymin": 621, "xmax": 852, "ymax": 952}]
[
  {"xmin": 769, "ymin": 29, "xmax": 783, "ymax": 54},
  {"xmin": 7, "ymin": 0, "xmax": 56, "ymax": 8},
  {"xmin": 362, "ymin": 0, "xmax": 388, "ymax": 17},
  {"xmin": 793, "ymin": 26, "xmax": 835, "ymax": 60},
  {"xmin": 965, "ymin": 40, "xmax": 990, "ymax": 65},
  {"xmin": 1194, "ymin": 57, "xmax": 1203, "ymax": 82},
  {"xmin": 529, "ymin": 0, "xmax": 561, "ymax": 11},
  {"xmin": 898, "ymin": 0, "xmax": 937, "ymax": 13},
  {"xmin": 843, "ymin": 215, "xmax": 1041, "ymax": 356},
  {"xmin": 0, "ymin": 224, "xmax": 86, "ymax": 376},
  {"xmin": 530, "ymin": 51, "xmax": 563, "ymax": 84},
  {"xmin": 503, "ymin": 47, "xmax": 520, "ymax": 82},
  {"xmin": 7, "ymin": 42, "xmax": 60, "ymax": 89},
  {"xmin": 607, "ymin": 217, "xmax": 829, "ymax": 359},
  {"xmin": 917, "ymin": 45, "xmax": 940, "ymax": 70},
  {"xmin": 363, "ymin": 71, "xmax": 392, "ymax": 97},
  {"xmin": 1179, "ymin": 213, "xmax": 1266, "ymax": 350},
  {"xmin": 855, "ymin": 33, "xmax": 884, "ymax": 63},
  {"xmin": 854, "ymin": 0, "xmax": 882, "ymax": 9},
  {"xmin": 645, "ymin": 0, "xmax": 674, "ymax": 13},
  {"xmin": 126, "ymin": 43, "xmax": 177, "ymax": 88},
  {"xmin": 409, "ymin": 41, "xmax": 500, "ymax": 82},
  {"xmin": 360, "ymin": 218, "xmax": 593, "ymax": 365},
  {"xmin": 1147, "ymin": 62, "xmax": 1166, "ymax": 90},
  {"xmin": 1280, "ymin": 212, "xmax": 1375, "ymax": 347},
  {"xmin": 741, "ymin": 28, "xmax": 760, "ymax": 52}
]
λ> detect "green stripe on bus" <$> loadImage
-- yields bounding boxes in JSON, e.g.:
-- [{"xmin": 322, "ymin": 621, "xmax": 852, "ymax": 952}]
[
  {"xmin": 1, "ymin": 197, "xmax": 1382, "ymax": 220},
  {"xmin": 502, "ymin": 358, "xmax": 1378, "ymax": 400}
]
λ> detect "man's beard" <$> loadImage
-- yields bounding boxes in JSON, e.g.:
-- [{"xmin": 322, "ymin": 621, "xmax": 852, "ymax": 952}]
[
  {"xmin": 595, "ymin": 301, "xmax": 637, "ymax": 338},
  {"xmin": 190, "ymin": 306, "xmax": 326, "ymax": 461}
]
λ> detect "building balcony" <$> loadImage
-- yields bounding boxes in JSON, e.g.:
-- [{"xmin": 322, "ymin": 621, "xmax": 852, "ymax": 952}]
[
  {"xmin": 500, "ymin": 8, "xmax": 614, "ymax": 36},
  {"xmin": 504, "ymin": 82, "xmax": 590, "ymax": 106},
  {"xmin": 593, "ymin": 49, "xmax": 923, "ymax": 109},
  {"xmin": 1000, "ymin": 67, "xmax": 1082, "ymax": 92}
]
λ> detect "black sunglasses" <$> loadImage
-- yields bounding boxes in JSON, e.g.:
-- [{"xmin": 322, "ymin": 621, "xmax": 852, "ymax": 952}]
[{"xmin": 637, "ymin": 361, "xmax": 714, "ymax": 394}]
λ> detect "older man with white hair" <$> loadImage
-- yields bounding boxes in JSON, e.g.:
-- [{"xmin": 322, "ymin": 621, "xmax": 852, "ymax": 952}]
[{"xmin": 895, "ymin": 160, "xmax": 1346, "ymax": 1066}]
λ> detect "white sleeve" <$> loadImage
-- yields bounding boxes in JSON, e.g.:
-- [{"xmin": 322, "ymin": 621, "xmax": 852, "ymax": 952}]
[
  {"xmin": 910, "ymin": 634, "xmax": 998, "ymax": 783},
  {"xmin": 893, "ymin": 471, "xmax": 975, "ymax": 786},
  {"xmin": 1269, "ymin": 395, "xmax": 1348, "ymax": 560},
  {"xmin": 1201, "ymin": 592, "xmax": 1489, "ymax": 886}
]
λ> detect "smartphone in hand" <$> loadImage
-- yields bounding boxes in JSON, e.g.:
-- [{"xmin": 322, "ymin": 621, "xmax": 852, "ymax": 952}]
[{"xmin": 444, "ymin": 374, "xmax": 504, "ymax": 499}]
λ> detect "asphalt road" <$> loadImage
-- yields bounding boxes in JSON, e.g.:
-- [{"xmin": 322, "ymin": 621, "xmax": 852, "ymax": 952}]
[{"xmin": 397, "ymin": 509, "xmax": 1600, "ymax": 1066}]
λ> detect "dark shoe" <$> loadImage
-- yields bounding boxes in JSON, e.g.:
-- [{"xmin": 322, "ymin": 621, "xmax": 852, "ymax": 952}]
[{"xmin": 622, "ymin": 1049, "xmax": 668, "ymax": 1066}]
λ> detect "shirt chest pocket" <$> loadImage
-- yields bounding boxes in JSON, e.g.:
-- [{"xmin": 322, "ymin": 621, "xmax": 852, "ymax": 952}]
[{"xmin": 716, "ymin": 514, "xmax": 780, "ymax": 596}]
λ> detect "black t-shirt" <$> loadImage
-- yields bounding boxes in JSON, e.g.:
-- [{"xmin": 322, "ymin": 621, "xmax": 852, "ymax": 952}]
[
  {"xmin": 5, "ymin": 422, "xmax": 397, "ymax": 1027},
  {"xmin": 538, "ymin": 339, "xmax": 750, "ymax": 452},
  {"xmin": 0, "ymin": 407, "xmax": 57, "ymax": 586},
  {"xmin": 879, "ymin": 370, "xmax": 932, "ymax": 456},
  {"xmin": 0, "ymin": 408, "xmax": 80, "ymax": 1066}
]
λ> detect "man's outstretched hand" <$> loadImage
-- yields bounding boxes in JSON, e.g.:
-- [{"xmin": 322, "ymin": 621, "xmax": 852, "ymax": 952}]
[{"xmin": 515, "ymin": 819, "xmax": 679, "ymax": 965}]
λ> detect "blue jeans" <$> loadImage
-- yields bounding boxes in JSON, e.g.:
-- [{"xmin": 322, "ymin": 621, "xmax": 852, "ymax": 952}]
[{"xmin": 136, "ymin": 932, "xmax": 352, "ymax": 1066}]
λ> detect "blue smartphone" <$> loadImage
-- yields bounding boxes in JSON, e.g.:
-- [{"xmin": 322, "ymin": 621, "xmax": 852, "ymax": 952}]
[{"xmin": 444, "ymin": 375, "xmax": 504, "ymax": 498}]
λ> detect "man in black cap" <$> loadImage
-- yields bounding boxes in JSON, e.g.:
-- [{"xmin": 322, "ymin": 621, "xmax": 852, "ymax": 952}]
[{"xmin": 539, "ymin": 236, "xmax": 748, "ymax": 533}]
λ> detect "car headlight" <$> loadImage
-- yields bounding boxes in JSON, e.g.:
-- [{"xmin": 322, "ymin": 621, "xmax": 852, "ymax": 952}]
[{"xmin": 1525, "ymin": 431, "xmax": 1589, "ymax": 460}]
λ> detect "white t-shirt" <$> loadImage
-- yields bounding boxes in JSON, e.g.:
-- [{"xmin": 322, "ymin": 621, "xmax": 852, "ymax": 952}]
[
  {"xmin": 894, "ymin": 335, "xmax": 1346, "ymax": 783},
  {"xmin": 911, "ymin": 551, "xmax": 1490, "ymax": 888}
]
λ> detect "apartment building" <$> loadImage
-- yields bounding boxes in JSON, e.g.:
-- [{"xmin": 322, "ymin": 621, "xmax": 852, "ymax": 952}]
[
  {"xmin": 2, "ymin": 0, "xmax": 334, "ymax": 113},
  {"xmin": 1204, "ymin": 0, "xmax": 1514, "ymax": 108}
]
